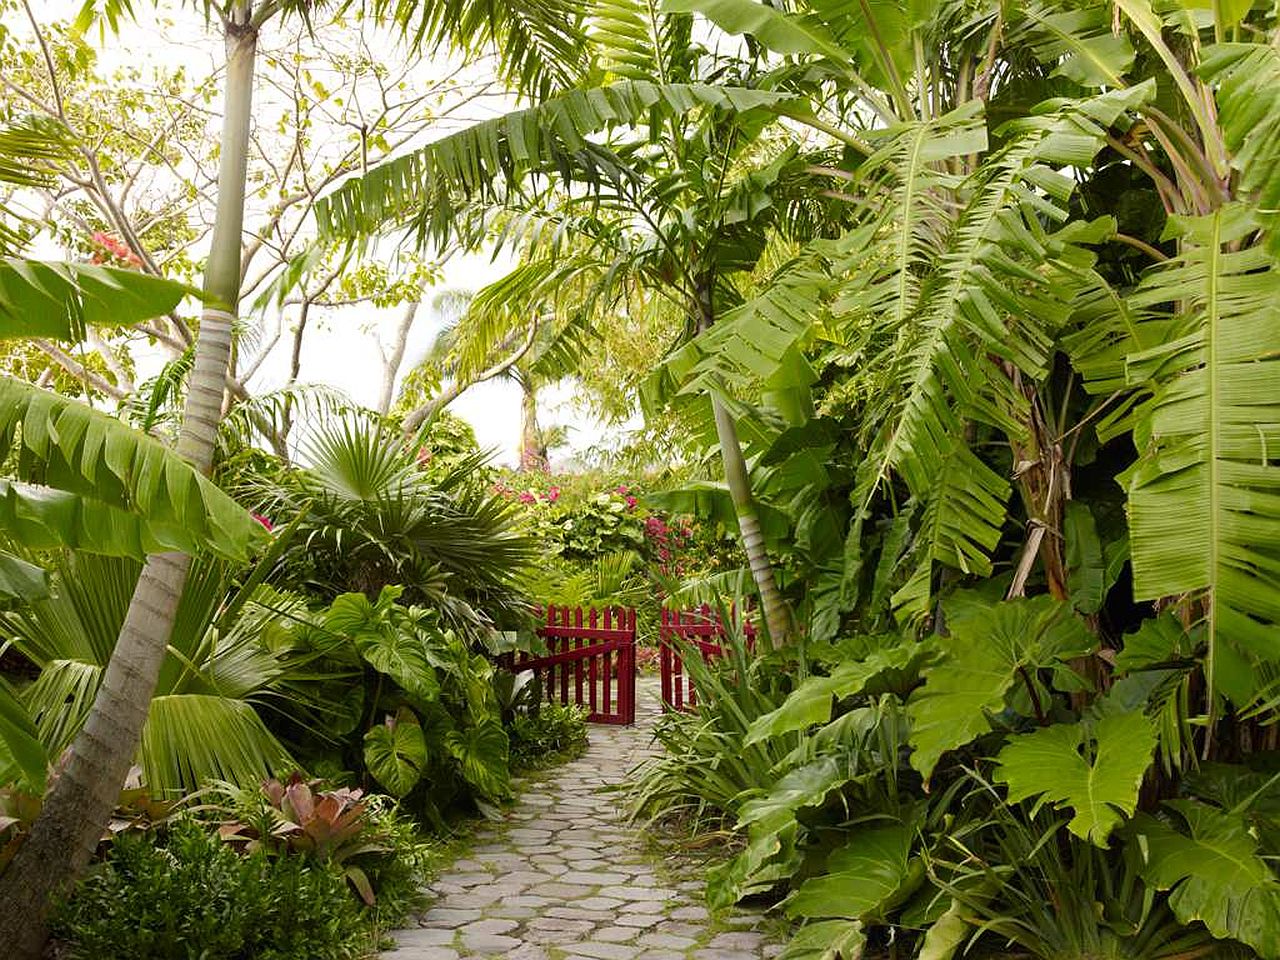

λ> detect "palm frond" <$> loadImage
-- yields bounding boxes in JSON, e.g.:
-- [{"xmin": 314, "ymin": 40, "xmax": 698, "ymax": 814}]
[
  {"xmin": 361, "ymin": 0, "xmax": 587, "ymax": 99},
  {"xmin": 0, "ymin": 377, "xmax": 268, "ymax": 561},
  {"xmin": 315, "ymin": 81, "xmax": 792, "ymax": 243}
]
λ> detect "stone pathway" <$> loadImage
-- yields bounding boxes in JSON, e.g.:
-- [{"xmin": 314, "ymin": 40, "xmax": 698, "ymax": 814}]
[{"xmin": 384, "ymin": 678, "xmax": 785, "ymax": 960}]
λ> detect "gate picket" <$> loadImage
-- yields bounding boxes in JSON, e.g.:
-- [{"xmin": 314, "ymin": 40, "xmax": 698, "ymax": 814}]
[
  {"xmin": 501, "ymin": 605, "xmax": 637, "ymax": 725},
  {"xmin": 659, "ymin": 605, "xmax": 755, "ymax": 712}
]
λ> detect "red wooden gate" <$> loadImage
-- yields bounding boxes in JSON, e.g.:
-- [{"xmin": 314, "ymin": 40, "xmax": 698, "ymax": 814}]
[
  {"xmin": 659, "ymin": 606, "xmax": 755, "ymax": 712},
  {"xmin": 505, "ymin": 606, "xmax": 637, "ymax": 725}
]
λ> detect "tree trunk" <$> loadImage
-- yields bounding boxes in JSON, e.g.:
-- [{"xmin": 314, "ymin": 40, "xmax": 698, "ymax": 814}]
[
  {"xmin": 696, "ymin": 283, "xmax": 791, "ymax": 644},
  {"xmin": 0, "ymin": 8, "xmax": 260, "ymax": 955},
  {"xmin": 378, "ymin": 298, "xmax": 420, "ymax": 414},
  {"xmin": 518, "ymin": 378, "xmax": 548, "ymax": 471},
  {"xmin": 711, "ymin": 395, "xmax": 791, "ymax": 643}
]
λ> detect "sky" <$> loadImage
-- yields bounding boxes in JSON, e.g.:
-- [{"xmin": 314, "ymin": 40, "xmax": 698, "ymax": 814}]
[{"xmin": 28, "ymin": 0, "xmax": 627, "ymax": 467}]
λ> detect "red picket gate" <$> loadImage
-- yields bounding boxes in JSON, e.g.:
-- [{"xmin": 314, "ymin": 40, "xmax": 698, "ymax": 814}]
[
  {"xmin": 504, "ymin": 606, "xmax": 637, "ymax": 725},
  {"xmin": 659, "ymin": 606, "xmax": 755, "ymax": 712}
]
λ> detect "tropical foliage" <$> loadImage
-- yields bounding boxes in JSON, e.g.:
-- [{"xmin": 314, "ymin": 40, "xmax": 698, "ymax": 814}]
[{"xmin": 2, "ymin": 0, "xmax": 1280, "ymax": 957}]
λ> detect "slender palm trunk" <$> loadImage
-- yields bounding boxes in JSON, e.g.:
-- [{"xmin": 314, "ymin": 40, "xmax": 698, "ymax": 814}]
[
  {"xmin": 0, "ymin": 9, "xmax": 260, "ymax": 955},
  {"xmin": 696, "ymin": 284, "xmax": 790, "ymax": 643},
  {"xmin": 519, "ymin": 378, "xmax": 548, "ymax": 471}
]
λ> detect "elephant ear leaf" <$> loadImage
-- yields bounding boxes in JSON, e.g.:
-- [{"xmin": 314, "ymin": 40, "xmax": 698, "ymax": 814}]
[
  {"xmin": 785, "ymin": 822, "xmax": 921, "ymax": 923},
  {"xmin": 445, "ymin": 719, "xmax": 510, "ymax": 801},
  {"xmin": 363, "ymin": 708, "xmax": 428, "ymax": 797},
  {"xmin": 994, "ymin": 711, "xmax": 1155, "ymax": 846},
  {"xmin": 907, "ymin": 596, "xmax": 1095, "ymax": 780},
  {"xmin": 0, "ymin": 677, "xmax": 46, "ymax": 793},
  {"xmin": 746, "ymin": 641, "xmax": 931, "ymax": 743},
  {"xmin": 1132, "ymin": 799, "xmax": 1280, "ymax": 958},
  {"xmin": 326, "ymin": 589, "xmax": 439, "ymax": 703},
  {"xmin": 776, "ymin": 919, "xmax": 866, "ymax": 960}
]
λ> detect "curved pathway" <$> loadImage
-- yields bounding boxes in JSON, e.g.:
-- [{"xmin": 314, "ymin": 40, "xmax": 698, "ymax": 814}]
[{"xmin": 385, "ymin": 679, "xmax": 783, "ymax": 960}]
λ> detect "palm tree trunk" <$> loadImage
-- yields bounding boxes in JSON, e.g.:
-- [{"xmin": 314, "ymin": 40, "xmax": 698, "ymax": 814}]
[
  {"xmin": 711, "ymin": 395, "xmax": 791, "ymax": 643},
  {"xmin": 519, "ymin": 378, "xmax": 548, "ymax": 471},
  {"xmin": 0, "ymin": 7, "xmax": 261, "ymax": 954},
  {"xmin": 696, "ymin": 283, "xmax": 791, "ymax": 644}
]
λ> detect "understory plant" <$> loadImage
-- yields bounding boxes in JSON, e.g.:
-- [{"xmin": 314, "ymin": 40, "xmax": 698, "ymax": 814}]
[{"xmin": 50, "ymin": 818, "xmax": 372, "ymax": 960}]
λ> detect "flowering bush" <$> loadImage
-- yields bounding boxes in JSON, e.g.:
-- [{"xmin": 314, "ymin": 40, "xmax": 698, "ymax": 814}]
[{"xmin": 492, "ymin": 470, "xmax": 738, "ymax": 588}]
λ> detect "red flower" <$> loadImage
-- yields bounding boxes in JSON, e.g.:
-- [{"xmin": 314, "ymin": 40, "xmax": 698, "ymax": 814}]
[
  {"xmin": 518, "ymin": 491, "xmax": 538, "ymax": 504},
  {"xmin": 252, "ymin": 513, "xmax": 274, "ymax": 532},
  {"xmin": 625, "ymin": 495, "xmax": 638, "ymax": 510}
]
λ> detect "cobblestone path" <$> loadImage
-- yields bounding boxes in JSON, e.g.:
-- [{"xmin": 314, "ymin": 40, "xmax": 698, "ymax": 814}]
[{"xmin": 384, "ymin": 679, "xmax": 784, "ymax": 960}]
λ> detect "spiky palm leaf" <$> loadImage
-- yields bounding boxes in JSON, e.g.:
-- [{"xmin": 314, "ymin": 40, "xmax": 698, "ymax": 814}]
[
  {"xmin": 315, "ymin": 81, "xmax": 791, "ymax": 242},
  {"xmin": 1, "ymin": 552, "xmax": 305, "ymax": 796}
]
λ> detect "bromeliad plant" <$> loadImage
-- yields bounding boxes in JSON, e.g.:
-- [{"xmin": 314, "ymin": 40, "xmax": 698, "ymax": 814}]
[{"xmin": 210, "ymin": 775, "xmax": 386, "ymax": 905}]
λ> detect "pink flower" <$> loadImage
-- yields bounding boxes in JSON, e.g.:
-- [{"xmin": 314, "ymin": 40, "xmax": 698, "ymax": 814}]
[
  {"xmin": 658, "ymin": 547, "xmax": 671, "ymax": 561},
  {"xmin": 615, "ymin": 484, "xmax": 629, "ymax": 495},
  {"xmin": 252, "ymin": 513, "xmax": 274, "ymax": 532},
  {"xmin": 625, "ymin": 495, "xmax": 638, "ymax": 510},
  {"xmin": 544, "ymin": 486, "xmax": 561, "ymax": 503},
  {"xmin": 518, "ymin": 491, "xmax": 537, "ymax": 504}
]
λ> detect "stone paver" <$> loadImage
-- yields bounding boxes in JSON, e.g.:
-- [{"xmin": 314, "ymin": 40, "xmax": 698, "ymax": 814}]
[{"xmin": 385, "ymin": 678, "xmax": 786, "ymax": 959}]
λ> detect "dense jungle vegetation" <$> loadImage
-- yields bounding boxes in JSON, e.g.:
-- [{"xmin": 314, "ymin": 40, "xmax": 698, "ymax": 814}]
[{"xmin": 0, "ymin": 0, "xmax": 1278, "ymax": 957}]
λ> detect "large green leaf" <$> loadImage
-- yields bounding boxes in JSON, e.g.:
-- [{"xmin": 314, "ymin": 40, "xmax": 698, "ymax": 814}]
[
  {"xmin": 316, "ymin": 81, "xmax": 791, "ymax": 240},
  {"xmin": 785, "ymin": 822, "xmax": 920, "ymax": 922},
  {"xmin": 0, "ymin": 550, "xmax": 47, "ymax": 600},
  {"xmin": 1201, "ymin": 44, "xmax": 1280, "ymax": 256},
  {"xmin": 0, "ymin": 377, "xmax": 268, "ymax": 562},
  {"xmin": 994, "ymin": 711, "xmax": 1156, "ymax": 845},
  {"xmin": 1018, "ymin": 2, "xmax": 1135, "ymax": 88},
  {"xmin": 0, "ymin": 481, "xmax": 241, "ymax": 561},
  {"xmin": 325, "ymin": 588, "xmax": 440, "ymax": 703},
  {"xmin": 363, "ymin": 707, "xmax": 429, "ymax": 798},
  {"xmin": 777, "ymin": 919, "xmax": 866, "ymax": 960},
  {"xmin": 1119, "ymin": 206, "xmax": 1280, "ymax": 702},
  {"xmin": 745, "ymin": 641, "xmax": 930, "ymax": 744},
  {"xmin": 445, "ymin": 718, "xmax": 511, "ymax": 801},
  {"xmin": 0, "ymin": 677, "xmax": 46, "ymax": 793},
  {"xmin": 738, "ymin": 755, "xmax": 846, "ymax": 835},
  {"xmin": 1132, "ymin": 799, "xmax": 1280, "ymax": 958},
  {"xmin": 0, "ymin": 260, "xmax": 191, "ymax": 341},
  {"xmin": 907, "ymin": 596, "xmax": 1096, "ymax": 779},
  {"xmin": 139, "ymin": 694, "xmax": 294, "ymax": 795}
]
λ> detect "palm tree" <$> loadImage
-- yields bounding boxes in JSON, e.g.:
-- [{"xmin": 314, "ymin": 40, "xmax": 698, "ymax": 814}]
[
  {"xmin": 0, "ymin": 0, "xmax": 588, "ymax": 952},
  {"xmin": 317, "ymin": 5, "xmax": 849, "ymax": 641},
  {"xmin": 248, "ymin": 414, "xmax": 536, "ymax": 636}
]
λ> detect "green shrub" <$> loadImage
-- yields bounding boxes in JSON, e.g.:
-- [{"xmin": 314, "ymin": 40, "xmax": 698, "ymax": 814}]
[
  {"xmin": 510, "ymin": 702, "xmax": 589, "ymax": 768},
  {"xmin": 52, "ymin": 819, "xmax": 368, "ymax": 960}
]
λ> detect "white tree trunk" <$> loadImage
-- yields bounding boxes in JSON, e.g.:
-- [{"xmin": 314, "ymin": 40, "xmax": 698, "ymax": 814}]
[{"xmin": 0, "ymin": 7, "xmax": 261, "ymax": 954}]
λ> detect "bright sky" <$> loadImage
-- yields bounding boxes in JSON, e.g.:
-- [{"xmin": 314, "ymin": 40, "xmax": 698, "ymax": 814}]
[{"xmin": 29, "ymin": 0, "xmax": 624, "ymax": 467}]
